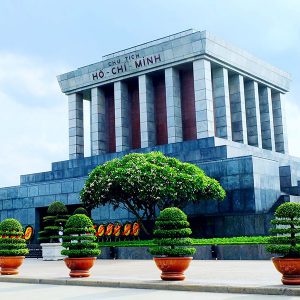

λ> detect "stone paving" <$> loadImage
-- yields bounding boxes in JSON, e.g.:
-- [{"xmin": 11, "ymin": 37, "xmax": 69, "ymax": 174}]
[{"xmin": 1, "ymin": 259, "xmax": 300, "ymax": 296}]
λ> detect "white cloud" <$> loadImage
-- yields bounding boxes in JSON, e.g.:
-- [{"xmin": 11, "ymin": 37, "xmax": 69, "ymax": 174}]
[
  {"xmin": 0, "ymin": 53, "xmax": 65, "ymax": 105},
  {"xmin": 0, "ymin": 53, "xmax": 92, "ymax": 188},
  {"xmin": 0, "ymin": 54, "xmax": 70, "ymax": 187}
]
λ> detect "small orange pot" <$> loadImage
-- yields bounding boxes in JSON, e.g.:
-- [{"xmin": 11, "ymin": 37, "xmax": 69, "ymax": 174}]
[
  {"xmin": 0, "ymin": 256, "xmax": 25, "ymax": 275},
  {"xmin": 64, "ymin": 257, "xmax": 96, "ymax": 278},
  {"xmin": 272, "ymin": 257, "xmax": 300, "ymax": 285},
  {"xmin": 154, "ymin": 257, "xmax": 192, "ymax": 281}
]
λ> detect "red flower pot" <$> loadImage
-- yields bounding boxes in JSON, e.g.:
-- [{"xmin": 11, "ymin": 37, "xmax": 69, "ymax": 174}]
[
  {"xmin": 0, "ymin": 256, "xmax": 25, "ymax": 275},
  {"xmin": 64, "ymin": 257, "xmax": 96, "ymax": 278},
  {"xmin": 154, "ymin": 257, "xmax": 193, "ymax": 281},
  {"xmin": 272, "ymin": 257, "xmax": 300, "ymax": 285}
]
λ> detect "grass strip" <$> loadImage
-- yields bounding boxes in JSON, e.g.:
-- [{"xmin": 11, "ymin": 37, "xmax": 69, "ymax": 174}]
[{"xmin": 98, "ymin": 236, "xmax": 269, "ymax": 247}]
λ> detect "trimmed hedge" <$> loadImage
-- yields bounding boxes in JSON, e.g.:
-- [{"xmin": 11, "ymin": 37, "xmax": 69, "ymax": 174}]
[
  {"xmin": 61, "ymin": 214, "xmax": 101, "ymax": 258},
  {"xmin": 73, "ymin": 207, "xmax": 89, "ymax": 216},
  {"xmin": 266, "ymin": 202, "xmax": 300, "ymax": 257},
  {"xmin": 0, "ymin": 219, "xmax": 29, "ymax": 256},
  {"xmin": 149, "ymin": 207, "xmax": 196, "ymax": 257},
  {"xmin": 38, "ymin": 201, "xmax": 69, "ymax": 243},
  {"xmin": 98, "ymin": 236, "xmax": 269, "ymax": 247}
]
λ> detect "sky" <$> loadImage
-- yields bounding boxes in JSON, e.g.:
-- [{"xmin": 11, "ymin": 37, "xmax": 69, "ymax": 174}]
[{"xmin": 0, "ymin": 0, "xmax": 299, "ymax": 188}]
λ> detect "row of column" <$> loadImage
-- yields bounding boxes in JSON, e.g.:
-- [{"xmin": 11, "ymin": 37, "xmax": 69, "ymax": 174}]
[{"xmin": 68, "ymin": 59, "xmax": 288, "ymax": 159}]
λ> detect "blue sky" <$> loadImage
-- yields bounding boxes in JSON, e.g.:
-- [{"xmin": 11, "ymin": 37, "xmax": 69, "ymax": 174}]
[{"xmin": 0, "ymin": 0, "xmax": 299, "ymax": 187}]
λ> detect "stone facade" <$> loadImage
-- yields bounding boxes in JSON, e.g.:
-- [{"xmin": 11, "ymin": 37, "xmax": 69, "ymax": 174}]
[{"xmin": 1, "ymin": 29, "xmax": 299, "ymax": 241}]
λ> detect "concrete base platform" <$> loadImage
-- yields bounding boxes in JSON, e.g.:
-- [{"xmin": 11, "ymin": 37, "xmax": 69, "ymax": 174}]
[{"xmin": 1, "ymin": 259, "xmax": 300, "ymax": 296}]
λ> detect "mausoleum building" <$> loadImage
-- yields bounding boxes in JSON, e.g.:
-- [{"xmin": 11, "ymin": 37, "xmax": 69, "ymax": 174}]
[{"xmin": 1, "ymin": 29, "xmax": 300, "ymax": 239}]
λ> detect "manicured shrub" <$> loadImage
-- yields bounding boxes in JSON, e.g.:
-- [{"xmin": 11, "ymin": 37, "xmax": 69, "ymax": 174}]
[
  {"xmin": 266, "ymin": 202, "xmax": 300, "ymax": 257},
  {"xmin": 81, "ymin": 152, "xmax": 226, "ymax": 235},
  {"xmin": 38, "ymin": 201, "xmax": 69, "ymax": 243},
  {"xmin": 61, "ymin": 214, "xmax": 101, "ymax": 258},
  {"xmin": 0, "ymin": 219, "xmax": 29, "ymax": 256},
  {"xmin": 149, "ymin": 207, "xmax": 196, "ymax": 257},
  {"xmin": 73, "ymin": 207, "xmax": 89, "ymax": 216}
]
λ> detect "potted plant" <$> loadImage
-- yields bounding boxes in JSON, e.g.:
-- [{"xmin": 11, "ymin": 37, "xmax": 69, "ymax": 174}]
[
  {"xmin": 0, "ymin": 218, "xmax": 29, "ymax": 275},
  {"xmin": 61, "ymin": 214, "xmax": 101, "ymax": 277},
  {"xmin": 149, "ymin": 207, "xmax": 196, "ymax": 281},
  {"xmin": 38, "ymin": 201, "xmax": 69, "ymax": 260},
  {"xmin": 73, "ymin": 207, "xmax": 89, "ymax": 216},
  {"xmin": 266, "ymin": 202, "xmax": 300, "ymax": 285}
]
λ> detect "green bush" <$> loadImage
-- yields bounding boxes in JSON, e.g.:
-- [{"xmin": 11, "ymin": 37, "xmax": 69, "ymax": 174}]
[
  {"xmin": 48, "ymin": 201, "xmax": 68, "ymax": 215},
  {"xmin": 266, "ymin": 202, "xmax": 300, "ymax": 258},
  {"xmin": 61, "ymin": 214, "xmax": 101, "ymax": 258},
  {"xmin": 149, "ymin": 207, "xmax": 196, "ymax": 257},
  {"xmin": 38, "ymin": 201, "xmax": 69, "ymax": 243},
  {"xmin": 0, "ymin": 219, "xmax": 29, "ymax": 256},
  {"xmin": 73, "ymin": 207, "xmax": 89, "ymax": 216},
  {"xmin": 80, "ymin": 152, "xmax": 226, "ymax": 235}
]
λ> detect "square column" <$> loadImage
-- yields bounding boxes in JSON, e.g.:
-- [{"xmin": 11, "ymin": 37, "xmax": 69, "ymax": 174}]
[
  {"xmin": 90, "ymin": 87, "xmax": 107, "ymax": 155},
  {"xmin": 244, "ymin": 81, "xmax": 262, "ymax": 148},
  {"xmin": 68, "ymin": 93, "xmax": 84, "ymax": 159},
  {"xmin": 228, "ymin": 74, "xmax": 247, "ymax": 144},
  {"xmin": 272, "ymin": 92, "xmax": 288, "ymax": 154},
  {"xmin": 259, "ymin": 86, "xmax": 275, "ymax": 151},
  {"xmin": 139, "ymin": 75, "xmax": 156, "ymax": 147},
  {"xmin": 114, "ymin": 81, "xmax": 131, "ymax": 152},
  {"xmin": 193, "ymin": 59, "xmax": 215, "ymax": 138},
  {"xmin": 212, "ymin": 67, "xmax": 232, "ymax": 140},
  {"xmin": 165, "ymin": 67, "xmax": 182, "ymax": 143}
]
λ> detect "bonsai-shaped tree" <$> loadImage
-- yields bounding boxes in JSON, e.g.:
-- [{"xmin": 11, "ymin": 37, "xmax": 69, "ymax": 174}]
[
  {"xmin": 81, "ymin": 152, "xmax": 226, "ymax": 234},
  {"xmin": 61, "ymin": 214, "xmax": 100, "ymax": 258},
  {"xmin": 266, "ymin": 202, "xmax": 300, "ymax": 257},
  {"xmin": 38, "ymin": 201, "xmax": 69, "ymax": 243},
  {"xmin": 73, "ymin": 207, "xmax": 89, "ymax": 216},
  {"xmin": 149, "ymin": 207, "xmax": 196, "ymax": 257},
  {"xmin": 0, "ymin": 218, "xmax": 29, "ymax": 256}
]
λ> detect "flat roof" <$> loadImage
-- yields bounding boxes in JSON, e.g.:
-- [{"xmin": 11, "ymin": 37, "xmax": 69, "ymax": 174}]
[{"xmin": 57, "ymin": 30, "xmax": 291, "ymax": 95}]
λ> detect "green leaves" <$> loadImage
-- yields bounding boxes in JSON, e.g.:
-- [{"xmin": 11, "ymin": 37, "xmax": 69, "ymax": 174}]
[
  {"xmin": 0, "ymin": 219, "xmax": 29, "ymax": 256},
  {"xmin": 65, "ymin": 214, "xmax": 94, "ymax": 231},
  {"xmin": 38, "ymin": 200, "xmax": 69, "ymax": 243},
  {"xmin": 0, "ymin": 218, "xmax": 23, "ymax": 233},
  {"xmin": 266, "ymin": 202, "xmax": 300, "ymax": 258},
  {"xmin": 275, "ymin": 202, "xmax": 300, "ymax": 219},
  {"xmin": 47, "ymin": 201, "xmax": 68, "ymax": 215},
  {"xmin": 61, "ymin": 214, "xmax": 101, "ymax": 258},
  {"xmin": 80, "ymin": 152, "xmax": 226, "ymax": 229},
  {"xmin": 150, "ymin": 207, "xmax": 196, "ymax": 257}
]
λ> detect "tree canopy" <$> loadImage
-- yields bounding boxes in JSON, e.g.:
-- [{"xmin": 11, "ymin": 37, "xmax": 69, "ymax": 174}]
[{"xmin": 80, "ymin": 152, "xmax": 226, "ymax": 232}]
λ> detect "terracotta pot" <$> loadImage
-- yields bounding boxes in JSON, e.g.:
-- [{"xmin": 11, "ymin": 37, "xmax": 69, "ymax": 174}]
[
  {"xmin": 154, "ymin": 257, "xmax": 192, "ymax": 281},
  {"xmin": 0, "ymin": 256, "xmax": 25, "ymax": 275},
  {"xmin": 272, "ymin": 257, "xmax": 300, "ymax": 285},
  {"xmin": 64, "ymin": 257, "xmax": 96, "ymax": 278}
]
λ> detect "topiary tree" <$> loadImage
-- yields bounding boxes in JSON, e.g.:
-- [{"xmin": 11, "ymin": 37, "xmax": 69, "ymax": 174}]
[
  {"xmin": 0, "ymin": 219, "xmax": 29, "ymax": 256},
  {"xmin": 73, "ymin": 207, "xmax": 89, "ymax": 216},
  {"xmin": 81, "ymin": 152, "xmax": 226, "ymax": 234},
  {"xmin": 266, "ymin": 202, "xmax": 300, "ymax": 258},
  {"xmin": 38, "ymin": 201, "xmax": 69, "ymax": 243},
  {"xmin": 61, "ymin": 214, "xmax": 100, "ymax": 258},
  {"xmin": 149, "ymin": 207, "xmax": 196, "ymax": 257}
]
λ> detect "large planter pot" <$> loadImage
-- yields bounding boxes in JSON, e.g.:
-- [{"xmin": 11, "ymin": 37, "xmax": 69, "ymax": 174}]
[
  {"xmin": 272, "ymin": 257, "xmax": 300, "ymax": 285},
  {"xmin": 41, "ymin": 243, "xmax": 65, "ymax": 261},
  {"xmin": 64, "ymin": 257, "xmax": 96, "ymax": 278},
  {"xmin": 0, "ymin": 256, "xmax": 25, "ymax": 275},
  {"xmin": 154, "ymin": 257, "xmax": 193, "ymax": 281}
]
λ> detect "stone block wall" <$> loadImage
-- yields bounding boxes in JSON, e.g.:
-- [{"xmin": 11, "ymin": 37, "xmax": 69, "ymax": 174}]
[{"xmin": 1, "ymin": 137, "xmax": 299, "ymax": 241}]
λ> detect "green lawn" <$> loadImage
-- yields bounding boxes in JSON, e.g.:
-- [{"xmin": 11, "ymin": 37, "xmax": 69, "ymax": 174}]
[{"xmin": 98, "ymin": 236, "xmax": 269, "ymax": 247}]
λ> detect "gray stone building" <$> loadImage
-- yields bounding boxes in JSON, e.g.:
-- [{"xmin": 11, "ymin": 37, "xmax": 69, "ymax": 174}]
[{"xmin": 1, "ymin": 29, "xmax": 300, "ymax": 239}]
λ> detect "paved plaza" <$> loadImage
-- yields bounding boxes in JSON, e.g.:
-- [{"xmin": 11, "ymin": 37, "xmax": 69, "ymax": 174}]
[
  {"xmin": 0, "ymin": 282, "xmax": 298, "ymax": 300},
  {"xmin": 1, "ymin": 259, "xmax": 300, "ymax": 296}
]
